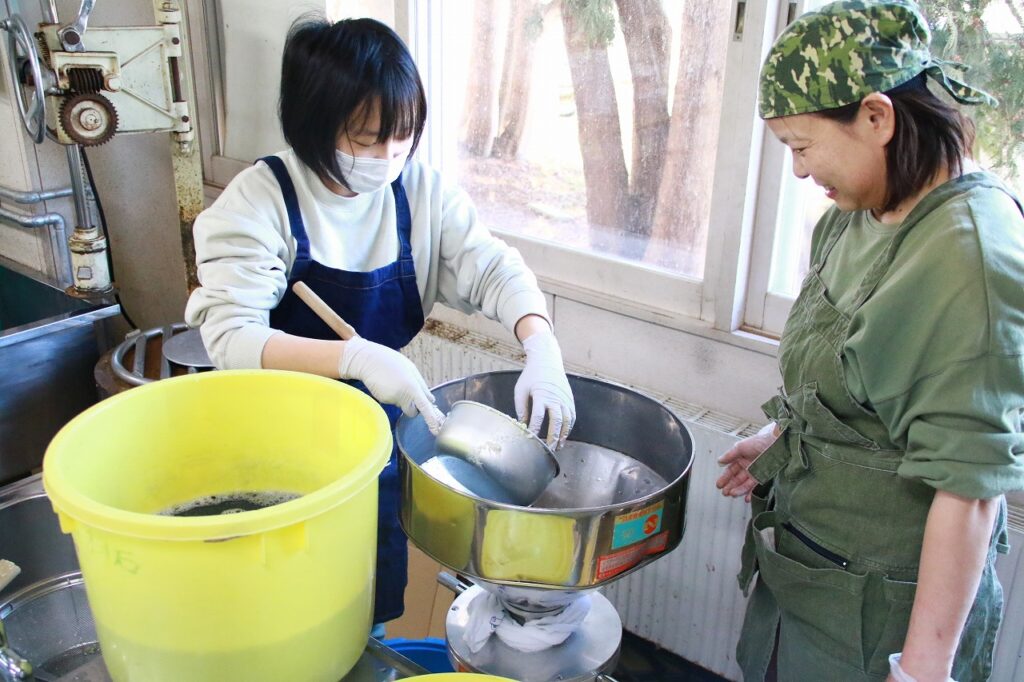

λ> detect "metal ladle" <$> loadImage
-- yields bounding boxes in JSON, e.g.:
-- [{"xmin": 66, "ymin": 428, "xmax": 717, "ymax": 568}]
[
  {"xmin": 433, "ymin": 400, "xmax": 559, "ymax": 505},
  {"xmin": 292, "ymin": 283, "xmax": 559, "ymax": 505}
]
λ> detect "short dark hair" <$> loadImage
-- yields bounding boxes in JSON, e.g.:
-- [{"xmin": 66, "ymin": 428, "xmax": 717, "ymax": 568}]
[
  {"xmin": 816, "ymin": 74, "xmax": 975, "ymax": 214},
  {"xmin": 279, "ymin": 15, "xmax": 427, "ymax": 189}
]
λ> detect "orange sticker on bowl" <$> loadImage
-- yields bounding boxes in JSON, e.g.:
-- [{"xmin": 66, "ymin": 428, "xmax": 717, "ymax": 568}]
[{"xmin": 596, "ymin": 531, "xmax": 669, "ymax": 581}]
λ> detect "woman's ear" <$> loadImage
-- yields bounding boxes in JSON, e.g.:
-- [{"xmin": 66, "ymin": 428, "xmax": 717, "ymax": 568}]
[{"xmin": 859, "ymin": 92, "xmax": 896, "ymax": 147}]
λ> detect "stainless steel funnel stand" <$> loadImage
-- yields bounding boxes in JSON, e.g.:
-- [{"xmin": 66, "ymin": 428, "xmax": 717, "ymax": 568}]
[{"xmin": 437, "ymin": 573, "xmax": 622, "ymax": 682}]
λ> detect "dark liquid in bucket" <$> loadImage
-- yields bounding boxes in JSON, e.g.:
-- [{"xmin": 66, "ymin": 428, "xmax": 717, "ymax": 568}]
[{"xmin": 158, "ymin": 491, "xmax": 301, "ymax": 517}]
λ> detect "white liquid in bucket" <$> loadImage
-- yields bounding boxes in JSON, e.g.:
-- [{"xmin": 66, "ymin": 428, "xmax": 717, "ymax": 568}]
[
  {"xmin": 157, "ymin": 491, "xmax": 301, "ymax": 517},
  {"xmin": 97, "ymin": 590, "xmax": 371, "ymax": 681}
]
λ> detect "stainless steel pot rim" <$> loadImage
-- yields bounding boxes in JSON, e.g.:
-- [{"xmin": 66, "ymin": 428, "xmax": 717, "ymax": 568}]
[
  {"xmin": 0, "ymin": 474, "xmax": 45, "ymax": 511},
  {"xmin": 406, "ymin": 452, "xmax": 687, "ymax": 514},
  {"xmin": 0, "ymin": 571, "xmax": 84, "ymax": 618},
  {"xmin": 403, "ymin": 371, "xmax": 693, "ymax": 514}
]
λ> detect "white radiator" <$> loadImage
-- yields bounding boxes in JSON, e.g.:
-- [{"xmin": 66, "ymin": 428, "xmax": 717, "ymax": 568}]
[{"xmin": 406, "ymin": 320, "xmax": 1023, "ymax": 681}]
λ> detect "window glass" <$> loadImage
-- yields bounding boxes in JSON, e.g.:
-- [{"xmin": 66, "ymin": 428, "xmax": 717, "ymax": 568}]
[
  {"xmin": 440, "ymin": 0, "xmax": 732, "ymax": 279},
  {"xmin": 767, "ymin": 157, "xmax": 831, "ymax": 298},
  {"xmin": 766, "ymin": 0, "xmax": 1024, "ymax": 299}
]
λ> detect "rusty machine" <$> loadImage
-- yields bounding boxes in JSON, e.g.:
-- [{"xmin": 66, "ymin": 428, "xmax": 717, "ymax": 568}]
[{"xmin": 0, "ymin": 0, "xmax": 201, "ymax": 298}]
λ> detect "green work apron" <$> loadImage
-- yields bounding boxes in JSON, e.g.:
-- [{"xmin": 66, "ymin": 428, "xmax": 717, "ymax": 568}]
[{"xmin": 736, "ymin": 175, "xmax": 1012, "ymax": 681}]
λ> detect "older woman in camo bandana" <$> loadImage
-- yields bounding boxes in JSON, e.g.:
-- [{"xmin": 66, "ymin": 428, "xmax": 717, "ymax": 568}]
[{"xmin": 716, "ymin": 2, "xmax": 1024, "ymax": 681}]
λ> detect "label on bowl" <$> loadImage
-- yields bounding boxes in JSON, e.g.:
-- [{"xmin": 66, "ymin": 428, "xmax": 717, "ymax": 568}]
[
  {"xmin": 610, "ymin": 501, "xmax": 664, "ymax": 549},
  {"xmin": 595, "ymin": 501, "xmax": 669, "ymax": 581}
]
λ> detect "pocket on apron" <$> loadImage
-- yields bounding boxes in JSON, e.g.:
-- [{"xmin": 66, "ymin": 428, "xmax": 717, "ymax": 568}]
[
  {"xmin": 752, "ymin": 510, "xmax": 869, "ymax": 670},
  {"xmin": 738, "ymin": 482, "xmax": 774, "ymax": 594}
]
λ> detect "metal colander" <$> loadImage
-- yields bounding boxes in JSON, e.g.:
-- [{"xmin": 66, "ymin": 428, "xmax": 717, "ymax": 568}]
[{"xmin": 0, "ymin": 572, "xmax": 108, "ymax": 681}]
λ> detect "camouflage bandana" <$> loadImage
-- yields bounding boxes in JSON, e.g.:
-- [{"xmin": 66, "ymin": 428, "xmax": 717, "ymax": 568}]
[{"xmin": 759, "ymin": 0, "xmax": 998, "ymax": 119}]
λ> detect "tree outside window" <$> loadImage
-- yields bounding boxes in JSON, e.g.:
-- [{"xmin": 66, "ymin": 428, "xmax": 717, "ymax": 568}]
[
  {"xmin": 450, "ymin": 0, "xmax": 730, "ymax": 279},
  {"xmin": 447, "ymin": 0, "xmax": 1023, "ymax": 294}
]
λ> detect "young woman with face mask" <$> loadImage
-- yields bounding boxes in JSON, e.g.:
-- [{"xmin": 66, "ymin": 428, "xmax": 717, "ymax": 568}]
[{"xmin": 185, "ymin": 16, "xmax": 575, "ymax": 628}]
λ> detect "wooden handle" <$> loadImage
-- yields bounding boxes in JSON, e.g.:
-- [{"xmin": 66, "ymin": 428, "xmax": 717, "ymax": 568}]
[{"xmin": 292, "ymin": 281, "xmax": 358, "ymax": 340}]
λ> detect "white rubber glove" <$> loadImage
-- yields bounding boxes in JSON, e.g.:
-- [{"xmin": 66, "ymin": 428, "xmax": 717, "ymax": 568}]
[
  {"xmin": 339, "ymin": 337, "xmax": 445, "ymax": 434},
  {"xmin": 514, "ymin": 329, "xmax": 575, "ymax": 448},
  {"xmin": 888, "ymin": 653, "xmax": 956, "ymax": 682}
]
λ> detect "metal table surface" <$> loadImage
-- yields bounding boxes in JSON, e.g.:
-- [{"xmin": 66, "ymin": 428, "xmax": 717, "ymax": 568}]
[{"xmin": 39, "ymin": 638, "xmax": 430, "ymax": 681}]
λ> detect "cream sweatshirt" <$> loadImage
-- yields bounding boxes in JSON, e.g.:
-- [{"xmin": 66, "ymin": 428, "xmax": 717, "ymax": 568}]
[{"xmin": 184, "ymin": 150, "xmax": 548, "ymax": 369}]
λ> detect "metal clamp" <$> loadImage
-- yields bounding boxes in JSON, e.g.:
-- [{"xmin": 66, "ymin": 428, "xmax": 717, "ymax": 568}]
[
  {"xmin": 0, "ymin": 622, "xmax": 33, "ymax": 682},
  {"xmin": 58, "ymin": 0, "xmax": 96, "ymax": 52}
]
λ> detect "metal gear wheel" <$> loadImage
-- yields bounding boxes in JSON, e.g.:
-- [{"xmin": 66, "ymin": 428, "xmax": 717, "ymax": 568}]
[{"xmin": 58, "ymin": 92, "xmax": 118, "ymax": 146}]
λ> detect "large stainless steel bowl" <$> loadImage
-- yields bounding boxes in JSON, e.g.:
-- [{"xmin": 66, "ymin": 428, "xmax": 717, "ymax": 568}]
[
  {"xmin": 0, "ymin": 475, "xmax": 79, "ymax": 603},
  {"xmin": 397, "ymin": 372, "xmax": 693, "ymax": 590}
]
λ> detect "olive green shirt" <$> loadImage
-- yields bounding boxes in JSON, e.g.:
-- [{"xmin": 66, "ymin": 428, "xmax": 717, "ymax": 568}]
[{"xmin": 813, "ymin": 172, "xmax": 1024, "ymax": 500}]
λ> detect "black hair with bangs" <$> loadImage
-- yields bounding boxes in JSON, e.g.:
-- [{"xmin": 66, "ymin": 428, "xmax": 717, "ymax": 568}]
[
  {"xmin": 815, "ymin": 73, "xmax": 974, "ymax": 214},
  {"xmin": 279, "ymin": 15, "xmax": 427, "ymax": 189}
]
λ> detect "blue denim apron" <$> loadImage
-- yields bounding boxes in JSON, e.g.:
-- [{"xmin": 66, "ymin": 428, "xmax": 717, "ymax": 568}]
[{"xmin": 260, "ymin": 155, "xmax": 424, "ymax": 623}]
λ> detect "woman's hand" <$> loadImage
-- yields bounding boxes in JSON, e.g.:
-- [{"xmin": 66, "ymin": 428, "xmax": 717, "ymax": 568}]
[
  {"xmin": 513, "ymin": 324, "xmax": 575, "ymax": 449},
  {"xmin": 716, "ymin": 423, "xmax": 778, "ymax": 501},
  {"xmin": 339, "ymin": 336, "xmax": 445, "ymax": 433}
]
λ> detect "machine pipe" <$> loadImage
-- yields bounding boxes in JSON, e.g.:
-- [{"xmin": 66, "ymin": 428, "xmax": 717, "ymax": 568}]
[
  {"xmin": 0, "ymin": 206, "xmax": 72, "ymax": 288},
  {"xmin": 437, "ymin": 571, "xmax": 469, "ymax": 595},
  {"xmin": 40, "ymin": 0, "xmax": 58, "ymax": 24},
  {"xmin": 64, "ymin": 146, "xmax": 94, "ymax": 230},
  {"xmin": 0, "ymin": 185, "xmax": 73, "ymax": 204}
]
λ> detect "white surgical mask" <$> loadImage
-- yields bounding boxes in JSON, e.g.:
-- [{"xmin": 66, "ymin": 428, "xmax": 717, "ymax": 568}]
[{"xmin": 335, "ymin": 149, "xmax": 407, "ymax": 195}]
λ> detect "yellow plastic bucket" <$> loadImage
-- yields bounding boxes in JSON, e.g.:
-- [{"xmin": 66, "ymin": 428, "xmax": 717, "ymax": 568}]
[{"xmin": 42, "ymin": 370, "xmax": 391, "ymax": 682}]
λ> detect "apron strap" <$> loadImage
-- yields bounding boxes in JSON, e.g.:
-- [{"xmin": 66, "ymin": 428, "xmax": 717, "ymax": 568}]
[
  {"xmin": 391, "ymin": 174, "xmax": 414, "ymax": 263},
  {"xmin": 812, "ymin": 216, "xmax": 850, "ymax": 274},
  {"xmin": 257, "ymin": 155, "xmax": 312, "ymax": 280},
  {"xmin": 389, "ymin": 173, "xmax": 425, "ymax": 337}
]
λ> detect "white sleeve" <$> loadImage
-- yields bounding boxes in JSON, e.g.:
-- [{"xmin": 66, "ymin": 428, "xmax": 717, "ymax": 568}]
[
  {"xmin": 183, "ymin": 175, "xmax": 290, "ymax": 369},
  {"xmin": 435, "ymin": 182, "xmax": 549, "ymax": 334}
]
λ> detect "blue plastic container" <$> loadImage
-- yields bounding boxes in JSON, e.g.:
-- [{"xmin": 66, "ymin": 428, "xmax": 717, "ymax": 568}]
[{"xmin": 383, "ymin": 638, "xmax": 455, "ymax": 673}]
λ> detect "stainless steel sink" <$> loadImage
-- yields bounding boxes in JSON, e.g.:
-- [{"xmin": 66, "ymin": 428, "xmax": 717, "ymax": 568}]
[
  {"xmin": 0, "ymin": 258, "xmax": 121, "ymax": 484},
  {"xmin": 0, "ymin": 474, "xmax": 92, "ymax": 681},
  {"xmin": 0, "ymin": 475, "xmax": 78, "ymax": 604}
]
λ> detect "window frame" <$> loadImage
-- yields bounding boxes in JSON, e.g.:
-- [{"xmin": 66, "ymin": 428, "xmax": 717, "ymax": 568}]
[
  {"xmin": 743, "ymin": 126, "xmax": 800, "ymax": 335},
  {"xmin": 417, "ymin": 0, "xmax": 790, "ymax": 332},
  {"xmin": 742, "ymin": 0, "xmax": 824, "ymax": 336}
]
